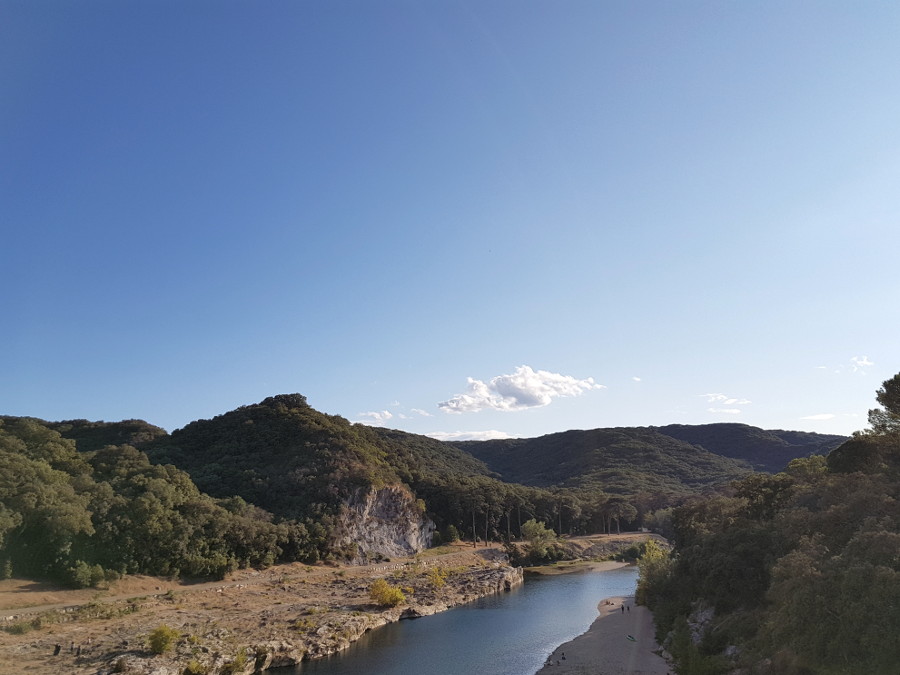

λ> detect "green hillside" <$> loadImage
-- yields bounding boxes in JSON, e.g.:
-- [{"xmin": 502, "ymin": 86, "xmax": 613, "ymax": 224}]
[
  {"xmin": 455, "ymin": 427, "xmax": 755, "ymax": 497},
  {"xmin": 655, "ymin": 423, "xmax": 845, "ymax": 473},
  {"xmin": 0, "ymin": 416, "xmax": 304, "ymax": 585},
  {"xmin": 454, "ymin": 423, "xmax": 846, "ymax": 498}
]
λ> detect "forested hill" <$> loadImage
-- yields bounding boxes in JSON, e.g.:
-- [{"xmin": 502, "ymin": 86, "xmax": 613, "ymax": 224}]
[
  {"xmin": 142, "ymin": 394, "xmax": 501, "ymax": 523},
  {"xmin": 655, "ymin": 423, "xmax": 845, "ymax": 473},
  {"xmin": 453, "ymin": 423, "xmax": 846, "ymax": 493},
  {"xmin": 45, "ymin": 418, "xmax": 168, "ymax": 452},
  {"xmin": 453, "ymin": 428, "xmax": 755, "ymax": 496}
]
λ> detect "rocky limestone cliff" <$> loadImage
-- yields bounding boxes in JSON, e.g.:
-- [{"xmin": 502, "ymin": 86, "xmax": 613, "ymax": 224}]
[{"xmin": 333, "ymin": 485, "xmax": 435, "ymax": 562}]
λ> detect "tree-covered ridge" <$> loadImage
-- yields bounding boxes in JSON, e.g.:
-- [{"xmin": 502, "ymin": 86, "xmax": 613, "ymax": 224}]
[
  {"xmin": 145, "ymin": 394, "xmax": 403, "ymax": 522},
  {"xmin": 655, "ymin": 422, "xmax": 845, "ymax": 473},
  {"xmin": 44, "ymin": 417, "xmax": 168, "ymax": 453},
  {"xmin": 140, "ymin": 396, "xmax": 627, "ymax": 549},
  {"xmin": 0, "ymin": 416, "xmax": 317, "ymax": 586},
  {"xmin": 454, "ymin": 427, "xmax": 757, "ymax": 497},
  {"xmin": 637, "ymin": 375, "xmax": 900, "ymax": 674}
]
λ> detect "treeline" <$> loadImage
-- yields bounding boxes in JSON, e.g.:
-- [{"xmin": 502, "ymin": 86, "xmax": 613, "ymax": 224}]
[
  {"xmin": 0, "ymin": 417, "xmax": 323, "ymax": 586},
  {"xmin": 637, "ymin": 374, "xmax": 900, "ymax": 674}
]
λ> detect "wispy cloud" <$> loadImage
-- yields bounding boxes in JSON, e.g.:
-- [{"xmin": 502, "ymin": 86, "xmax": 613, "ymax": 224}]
[
  {"xmin": 357, "ymin": 410, "xmax": 393, "ymax": 426},
  {"xmin": 632, "ymin": 376, "xmax": 642, "ymax": 382},
  {"xmin": 426, "ymin": 430, "xmax": 516, "ymax": 442},
  {"xmin": 410, "ymin": 408, "xmax": 433, "ymax": 417},
  {"xmin": 702, "ymin": 393, "xmax": 752, "ymax": 406},
  {"xmin": 702, "ymin": 392, "xmax": 751, "ymax": 416},
  {"xmin": 824, "ymin": 356, "xmax": 875, "ymax": 375},
  {"xmin": 439, "ymin": 365, "xmax": 604, "ymax": 414},
  {"xmin": 801, "ymin": 413, "xmax": 836, "ymax": 421},
  {"xmin": 851, "ymin": 355, "xmax": 874, "ymax": 372}
]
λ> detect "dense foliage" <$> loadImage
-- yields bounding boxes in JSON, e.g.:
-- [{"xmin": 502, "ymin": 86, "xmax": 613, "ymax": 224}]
[
  {"xmin": 143, "ymin": 396, "xmax": 650, "ymax": 546},
  {"xmin": 0, "ymin": 417, "xmax": 314, "ymax": 584},
  {"xmin": 2, "ymin": 392, "xmax": 848, "ymax": 590},
  {"xmin": 637, "ymin": 375, "xmax": 900, "ymax": 674},
  {"xmin": 656, "ymin": 423, "xmax": 845, "ymax": 473},
  {"xmin": 456, "ymin": 424, "xmax": 844, "ymax": 495},
  {"xmin": 456, "ymin": 427, "xmax": 756, "ymax": 497}
]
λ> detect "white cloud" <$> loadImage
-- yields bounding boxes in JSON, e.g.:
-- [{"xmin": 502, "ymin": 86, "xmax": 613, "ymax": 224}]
[
  {"xmin": 708, "ymin": 407, "xmax": 742, "ymax": 414},
  {"xmin": 438, "ymin": 365, "xmax": 604, "ymax": 414},
  {"xmin": 702, "ymin": 393, "xmax": 751, "ymax": 405},
  {"xmin": 632, "ymin": 376, "xmax": 642, "ymax": 382},
  {"xmin": 426, "ymin": 430, "xmax": 516, "ymax": 442},
  {"xmin": 801, "ymin": 413, "xmax": 836, "ymax": 421},
  {"xmin": 357, "ymin": 410, "xmax": 393, "ymax": 426},
  {"xmin": 851, "ymin": 355, "xmax": 874, "ymax": 372},
  {"xmin": 410, "ymin": 408, "xmax": 433, "ymax": 417}
]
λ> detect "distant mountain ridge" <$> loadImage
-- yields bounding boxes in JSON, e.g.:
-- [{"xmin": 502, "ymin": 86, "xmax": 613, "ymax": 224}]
[
  {"xmin": 453, "ymin": 422, "xmax": 846, "ymax": 495},
  {"xmin": 654, "ymin": 423, "xmax": 846, "ymax": 473}
]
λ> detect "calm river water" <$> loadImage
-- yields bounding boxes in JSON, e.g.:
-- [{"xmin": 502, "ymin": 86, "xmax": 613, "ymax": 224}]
[{"xmin": 284, "ymin": 565, "xmax": 638, "ymax": 675}]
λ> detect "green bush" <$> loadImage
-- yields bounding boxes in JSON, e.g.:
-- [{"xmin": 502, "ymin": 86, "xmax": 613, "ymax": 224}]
[
  {"xmin": 148, "ymin": 624, "xmax": 180, "ymax": 654},
  {"xmin": 183, "ymin": 660, "xmax": 208, "ymax": 675},
  {"xmin": 369, "ymin": 578, "xmax": 406, "ymax": 606}
]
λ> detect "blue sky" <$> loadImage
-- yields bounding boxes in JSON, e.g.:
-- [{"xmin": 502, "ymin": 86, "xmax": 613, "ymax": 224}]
[{"xmin": 3, "ymin": 1, "xmax": 899, "ymax": 440}]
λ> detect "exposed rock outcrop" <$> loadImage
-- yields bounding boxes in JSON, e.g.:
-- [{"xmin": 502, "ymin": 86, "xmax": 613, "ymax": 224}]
[{"xmin": 333, "ymin": 485, "xmax": 435, "ymax": 562}]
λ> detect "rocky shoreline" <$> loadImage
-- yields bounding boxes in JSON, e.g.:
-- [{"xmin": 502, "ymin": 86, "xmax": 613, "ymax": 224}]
[{"xmin": 0, "ymin": 547, "xmax": 522, "ymax": 675}]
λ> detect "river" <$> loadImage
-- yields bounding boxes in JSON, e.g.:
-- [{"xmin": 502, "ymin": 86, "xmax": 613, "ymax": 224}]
[{"xmin": 284, "ymin": 565, "xmax": 638, "ymax": 675}]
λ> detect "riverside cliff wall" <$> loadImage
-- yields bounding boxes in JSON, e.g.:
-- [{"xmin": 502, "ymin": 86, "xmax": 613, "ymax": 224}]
[{"xmin": 333, "ymin": 485, "xmax": 435, "ymax": 563}]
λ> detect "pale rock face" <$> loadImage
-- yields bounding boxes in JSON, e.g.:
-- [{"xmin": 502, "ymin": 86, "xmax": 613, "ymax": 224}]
[{"xmin": 334, "ymin": 485, "xmax": 435, "ymax": 562}]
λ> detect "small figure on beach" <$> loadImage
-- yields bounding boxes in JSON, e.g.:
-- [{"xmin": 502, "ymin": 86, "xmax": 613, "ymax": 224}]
[
  {"xmin": 53, "ymin": 644, "xmax": 61, "ymax": 656},
  {"xmin": 561, "ymin": 652, "xmax": 566, "ymax": 660},
  {"xmin": 621, "ymin": 605, "xmax": 625, "ymax": 613},
  {"xmin": 626, "ymin": 604, "xmax": 630, "ymax": 612}
]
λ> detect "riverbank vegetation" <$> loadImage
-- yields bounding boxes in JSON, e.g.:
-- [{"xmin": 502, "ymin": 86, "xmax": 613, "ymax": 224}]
[{"xmin": 637, "ymin": 374, "xmax": 900, "ymax": 674}]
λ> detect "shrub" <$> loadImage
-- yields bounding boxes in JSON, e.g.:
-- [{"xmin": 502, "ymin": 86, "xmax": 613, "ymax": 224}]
[
  {"xmin": 148, "ymin": 624, "xmax": 180, "ymax": 654},
  {"xmin": 369, "ymin": 578, "xmax": 406, "ymax": 607},
  {"xmin": 221, "ymin": 648, "xmax": 247, "ymax": 674},
  {"xmin": 66, "ymin": 561, "xmax": 109, "ymax": 589},
  {"xmin": 426, "ymin": 566, "xmax": 449, "ymax": 589}
]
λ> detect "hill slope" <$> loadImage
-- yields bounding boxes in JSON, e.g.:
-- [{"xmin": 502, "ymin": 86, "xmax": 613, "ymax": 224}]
[
  {"xmin": 454, "ymin": 423, "xmax": 847, "ymax": 497},
  {"xmin": 655, "ymin": 423, "xmax": 845, "ymax": 473},
  {"xmin": 454, "ymin": 427, "xmax": 755, "ymax": 497}
]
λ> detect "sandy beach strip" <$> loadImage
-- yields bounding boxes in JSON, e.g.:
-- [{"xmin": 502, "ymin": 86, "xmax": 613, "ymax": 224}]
[{"xmin": 535, "ymin": 595, "xmax": 671, "ymax": 675}]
